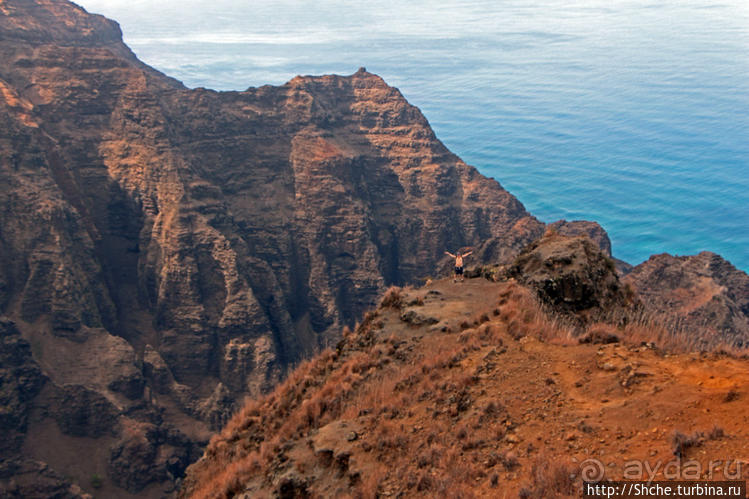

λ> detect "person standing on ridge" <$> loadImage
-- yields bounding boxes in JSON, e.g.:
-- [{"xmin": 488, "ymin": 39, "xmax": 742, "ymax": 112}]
[{"xmin": 445, "ymin": 249, "xmax": 473, "ymax": 282}]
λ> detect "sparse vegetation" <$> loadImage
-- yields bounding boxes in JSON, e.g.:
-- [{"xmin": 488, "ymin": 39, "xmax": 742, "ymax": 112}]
[
  {"xmin": 380, "ymin": 286, "xmax": 404, "ymax": 309},
  {"xmin": 670, "ymin": 426, "xmax": 727, "ymax": 459},
  {"xmin": 90, "ymin": 473, "xmax": 103, "ymax": 489},
  {"xmin": 708, "ymin": 425, "xmax": 725, "ymax": 440},
  {"xmin": 519, "ymin": 456, "xmax": 579, "ymax": 498},
  {"xmin": 723, "ymin": 389, "xmax": 739, "ymax": 402},
  {"xmin": 671, "ymin": 430, "xmax": 704, "ymax": 458},
  {"xmin": 180, "ymin": 277, "xmax": 749, "ymax": 498}
]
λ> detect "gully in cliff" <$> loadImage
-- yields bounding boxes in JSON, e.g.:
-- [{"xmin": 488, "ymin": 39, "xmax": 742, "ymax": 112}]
[{"xmin": 445, "ymin": 249, "xmax": 473, "ymax": 282}]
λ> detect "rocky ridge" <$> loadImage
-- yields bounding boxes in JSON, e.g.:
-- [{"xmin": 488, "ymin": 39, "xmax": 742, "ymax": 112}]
[
  {"xmin": 179, "ymin": 257, "xmax": 749, "ymax": 497},
  {"xmin": 1, "ymin": 0, "xmax": 749, "ymax": 496},
  {"xmin": 0, "ymin": 0, "xmax": 590, "ymax": 495},
  {"xmin": 624, "ymin": 252, "xmax": 749, "ymax": 348}
]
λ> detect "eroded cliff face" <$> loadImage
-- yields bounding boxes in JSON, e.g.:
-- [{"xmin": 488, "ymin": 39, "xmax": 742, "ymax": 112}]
[
  {"xmin": 623, "ymin": 252, "xmax": 749, "ymax": 347},
  {"xmin": 0, "ymin": 0, "xmax": 546, "ymax": 494},
  {"xmin": 3, "ymin": 0, "xmax": 747, "ymax": 495}
]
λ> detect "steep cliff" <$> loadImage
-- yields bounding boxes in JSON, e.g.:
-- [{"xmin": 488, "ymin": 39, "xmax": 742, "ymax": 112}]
[
  {"xmin": 0, "ymin": 0, "xmax": 548, "ymax": 494},
  {"xmin": 2, "ymin": 0, "xmax": 747, "ymax": 495}
]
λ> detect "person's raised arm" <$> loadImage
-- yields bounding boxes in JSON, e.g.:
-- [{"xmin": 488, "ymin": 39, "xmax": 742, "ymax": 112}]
[
  {"xmin": 463, "ymin": 251, "xmax": 473, "ymax": 257},
  {"xmin": 445, "ymin": 251, "xmax": 455, "ymax": 258}
]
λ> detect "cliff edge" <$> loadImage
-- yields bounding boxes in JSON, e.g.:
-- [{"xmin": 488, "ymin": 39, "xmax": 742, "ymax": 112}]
[
  {"xmin": 2, "ymin": 0, "xmax": 748, "ymax": 496},
  {"xmin": 180, "ymin": 271, "xmax": 749, "ymax": 497},
  {"xmin": 1, "ymin": 0, "xmax": 547, "ymax": 494}
]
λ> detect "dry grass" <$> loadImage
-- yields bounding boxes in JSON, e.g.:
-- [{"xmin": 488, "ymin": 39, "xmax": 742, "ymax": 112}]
[
  {"xmin": 671, "ymin": 426, "xmax": 727, "ymax": 459},
  {"xmin": 354, "ymin": 462, "xmax": 387, "ymax": 499},
  {"xmin": 507, "ymin": 284, "xmax": 747, "ymax": 356},
  {"xmin": 495, "ymin": 272, "xmax": 749, "ymax": 357},
  {"xmin": 182, "ymin": 277, "xmax": 748, "ymax": 497},
  {"xmin": 380, "ymin": 286, "xmax": 404, "ymax": 309},
  {"xmin": 494, "ymin": 282, "xmax": 577, "ymax": 345},
  {"xmin": 185, "ymin": 348, "xmax": 342, "ymax": 498},
  {"xmin": 518, "ymin": 456, "xmax": 579, "ymax": 499},
  {"xmin": 186, "ymin": 294, "xmax": 520, "ymax": 496},
  {"xmin": 594, "ymin": 305, "xmax": 749, "ymax": 356}
]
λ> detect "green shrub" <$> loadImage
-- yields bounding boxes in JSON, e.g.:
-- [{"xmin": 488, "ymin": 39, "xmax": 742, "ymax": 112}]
[{"xmin": 90, "ymin": 473, "xmax": 103, "ymax": 489}]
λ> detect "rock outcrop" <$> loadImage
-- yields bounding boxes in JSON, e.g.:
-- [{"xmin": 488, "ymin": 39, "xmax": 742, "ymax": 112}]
[
  {"xmin": 506, "ymin": 233, "xmax": 635, "ymax": 320},
  {"xmin": 547, "ymin": 220, "xmax": 612, "ymax": 256},
  {"xmin": 2, "ymin": 0, "xmax": 747, "ymax": 495},
  {"xmin": 0, "ymin": 0, "xmax": 546, "ymax": 493},
  {"xmin": 624, "ymin": 252, "xmax": 749, "ymax": 347},
  {"xmin": 548, "ymin": 220, "xmax": 634, "ymax": 275}
]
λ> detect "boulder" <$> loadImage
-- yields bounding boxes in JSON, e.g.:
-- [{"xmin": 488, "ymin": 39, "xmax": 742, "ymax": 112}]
[{"xmin": 506, "ymin": 234, "xmax": 635, "ymax": 318}]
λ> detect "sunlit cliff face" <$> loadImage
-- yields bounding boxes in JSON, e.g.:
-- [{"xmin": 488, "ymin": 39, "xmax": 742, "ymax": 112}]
[{"xmin": 74, "ymin": 0, "xmax": 749, "ymax": 271}]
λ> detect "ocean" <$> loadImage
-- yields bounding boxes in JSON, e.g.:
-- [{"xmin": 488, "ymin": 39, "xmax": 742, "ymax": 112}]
[{"xmin": 76, "ymin": 0, "xmax": 749, "ymax": 271}]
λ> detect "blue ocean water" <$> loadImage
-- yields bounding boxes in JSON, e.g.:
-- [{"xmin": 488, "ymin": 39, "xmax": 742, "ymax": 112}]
[{"xmin": 78, "ymin": 0, "xmax": 749, "ymax": 271}]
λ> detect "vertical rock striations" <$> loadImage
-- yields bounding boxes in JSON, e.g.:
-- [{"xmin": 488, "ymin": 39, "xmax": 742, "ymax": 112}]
[
  {"xmin": 5, "ymin": 2, "xmax": 744, "ymax": 495},
  {"xmin": 0, "ymin": 0, "xmax": 544, "ymax": 493}
]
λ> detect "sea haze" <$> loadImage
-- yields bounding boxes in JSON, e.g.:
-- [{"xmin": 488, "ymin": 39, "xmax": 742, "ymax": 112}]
[{"xmin": 76, "ymin": 0, "xmax": 749, "ymax": 271}]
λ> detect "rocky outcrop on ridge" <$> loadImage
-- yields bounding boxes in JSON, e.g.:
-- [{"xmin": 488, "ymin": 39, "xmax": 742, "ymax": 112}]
[
  {"xmin": 548, "ymin": 220, "xmax": 635, "ymax": 275},
  {"xmin": 0, "ymin": 0, "xmax": 546, "ymax": 493},
  {"xmin": 547, "ymin": 220, "xmax": 612, "ymax": 256},
  {"xmin": 505, "ymin": 233, "xmax": 635, "ymax": 320},
  {"xmin": 624, "ymin": 252, "xmax": 749, "ymax": 347},
  {"xmin": 2, "ymin": 0, "xmax": 747, "ymax": 495}
]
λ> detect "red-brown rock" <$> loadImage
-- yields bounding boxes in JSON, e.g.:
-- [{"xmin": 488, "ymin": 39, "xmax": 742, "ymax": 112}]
[
  {"xmin": 624, "ymin": 252, "xmax": 749, "ymax": 347},
  {"xmin": 0, "ymin": 0, "xmax": 543, "ymax": 494}
]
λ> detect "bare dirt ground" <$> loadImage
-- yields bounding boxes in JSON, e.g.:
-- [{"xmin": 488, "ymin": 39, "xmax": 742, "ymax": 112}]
[{"xmin": 183, "ymin": 277, "xmax": 749, "ymax": 498}]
